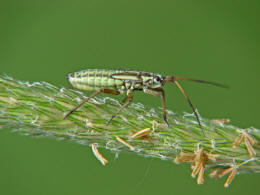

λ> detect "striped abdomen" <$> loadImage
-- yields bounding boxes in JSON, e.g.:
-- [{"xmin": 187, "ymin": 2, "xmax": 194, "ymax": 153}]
[{"xmin": 67, "ymin": 69, "xmax": 124, "ymax": 91}]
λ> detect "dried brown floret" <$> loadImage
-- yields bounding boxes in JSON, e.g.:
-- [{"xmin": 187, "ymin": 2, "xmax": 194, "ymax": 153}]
[
  {"xmin": 233, "ymin": 129, "xmax": 257, "ymax": 156},
  {"xmin": 174, "ymin": 148, "xmax": 217, "ymax": 184},
  {"xmin": 131, "ymin": 128, "xmax": 151, "ymax": 138},
  {"xmin": 224, "ymin": 168, "xmax": 238, "ymax": 187},
  {"xmin": 210, "ymin": 165, "xmax": 239, "ymax": 187},
  {"xmin": 130, "ymin": 128, "xmax": 152, "ymax": 141},
  {"xmin": 209, "ymin": 158, "xmax": 254, "ymax": 187},
  {"xmin": 174, "ymin": 152, "xmax": 196, "ymax": 164},
  {"xmin": 211, "ymin": 118, "xmax": 230, "ymax": 125},
  {"xmin": 91, "ymin": 144, "xmax": 108, "ymax": 166},
  {"xmin": 116, "ymin": 136, "xmax": 135, "ymax": 151}
]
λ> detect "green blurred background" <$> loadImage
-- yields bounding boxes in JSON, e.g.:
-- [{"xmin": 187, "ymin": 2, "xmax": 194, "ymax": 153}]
[{"xmin": 0, "ymin": 0, "xmax": 259, "ymax": 194}]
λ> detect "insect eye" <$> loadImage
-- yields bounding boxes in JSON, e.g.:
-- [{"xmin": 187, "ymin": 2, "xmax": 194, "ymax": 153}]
[{"xmin": 154, "ymin": 76, "xmax": 161, "ymax": 82}]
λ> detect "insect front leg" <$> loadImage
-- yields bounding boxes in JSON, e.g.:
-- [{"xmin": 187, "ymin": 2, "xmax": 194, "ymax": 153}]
[
  {"xmin": 143, "ymin": 88, "xmax": 169, "ymax": 127},
  {"xmin": 107, "ymin": 90, "xmax": 133, "ymax": 125},
  {"xmin": 64, "ymin": 89, "xmax": 120, "ymax": 119}
]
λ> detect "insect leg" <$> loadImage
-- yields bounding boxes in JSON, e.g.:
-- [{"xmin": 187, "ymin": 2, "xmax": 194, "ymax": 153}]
[
  {"xmin": 107, "ymin": 91, "xmax": 133, "ymax": 125},
  {"xmin": 121, "ymin": 95, "xmax": 129, "ymax": 103},
  {"xmin": 64, "ymin": 89, "xmax": 120, "ymax": 119},
  {"xmin": 102, "ymin": 89, "xmax": 121, "ymax": 95},
  {"xmin": 143, "ymin": 88, "xmax": 169, "ymax": 127},
  {"xmin": 174, "ymin": 80, "xmax": 204, "ymax": 135}
]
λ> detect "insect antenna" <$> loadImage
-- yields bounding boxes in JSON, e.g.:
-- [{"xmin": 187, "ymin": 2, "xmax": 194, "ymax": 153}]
[
  {"xmin": 175, "ymin": 76, "xmax": 229, "ymax": 89},
  {"xmin": 164, "ymin": 75, "xmax": 228, "ymax": 135}
]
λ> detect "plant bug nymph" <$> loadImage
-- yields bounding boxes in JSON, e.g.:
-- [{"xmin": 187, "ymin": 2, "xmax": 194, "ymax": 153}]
[{"xmin": 64, "ymin": 69, "xmax": 228, "ymax": 134}]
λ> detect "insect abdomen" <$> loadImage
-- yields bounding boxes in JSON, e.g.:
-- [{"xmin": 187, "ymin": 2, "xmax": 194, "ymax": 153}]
[{"xmin": 67, "ymin": 69, "xmax": 124, "ymax": 91}]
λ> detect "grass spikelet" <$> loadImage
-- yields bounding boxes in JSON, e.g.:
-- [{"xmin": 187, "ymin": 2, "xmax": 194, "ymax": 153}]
[{"xmin": 0, "ymin": 75, "xmax": 260, "ymax": 187}]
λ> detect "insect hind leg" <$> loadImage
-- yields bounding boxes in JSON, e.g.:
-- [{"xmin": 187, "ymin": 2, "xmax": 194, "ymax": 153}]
[{"xmin": 63, "ymin": 89, "xmax": 120, "ymax": 119}]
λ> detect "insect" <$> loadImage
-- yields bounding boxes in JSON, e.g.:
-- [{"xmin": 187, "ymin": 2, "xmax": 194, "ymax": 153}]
[{"xmin": 64, "ymin": 69, "xmax": 227, "ymax": 133}]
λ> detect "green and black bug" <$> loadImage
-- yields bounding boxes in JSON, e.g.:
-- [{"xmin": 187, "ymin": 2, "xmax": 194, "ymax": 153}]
[{"xmin": 64, "ymin": 69, "xmax": 227, "ymax": 133}]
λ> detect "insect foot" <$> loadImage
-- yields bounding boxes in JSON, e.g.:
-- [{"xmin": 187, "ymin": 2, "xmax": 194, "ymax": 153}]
[{"xmin": 106, "ymin": 115, "xmax": 116, "ymax": 125}]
